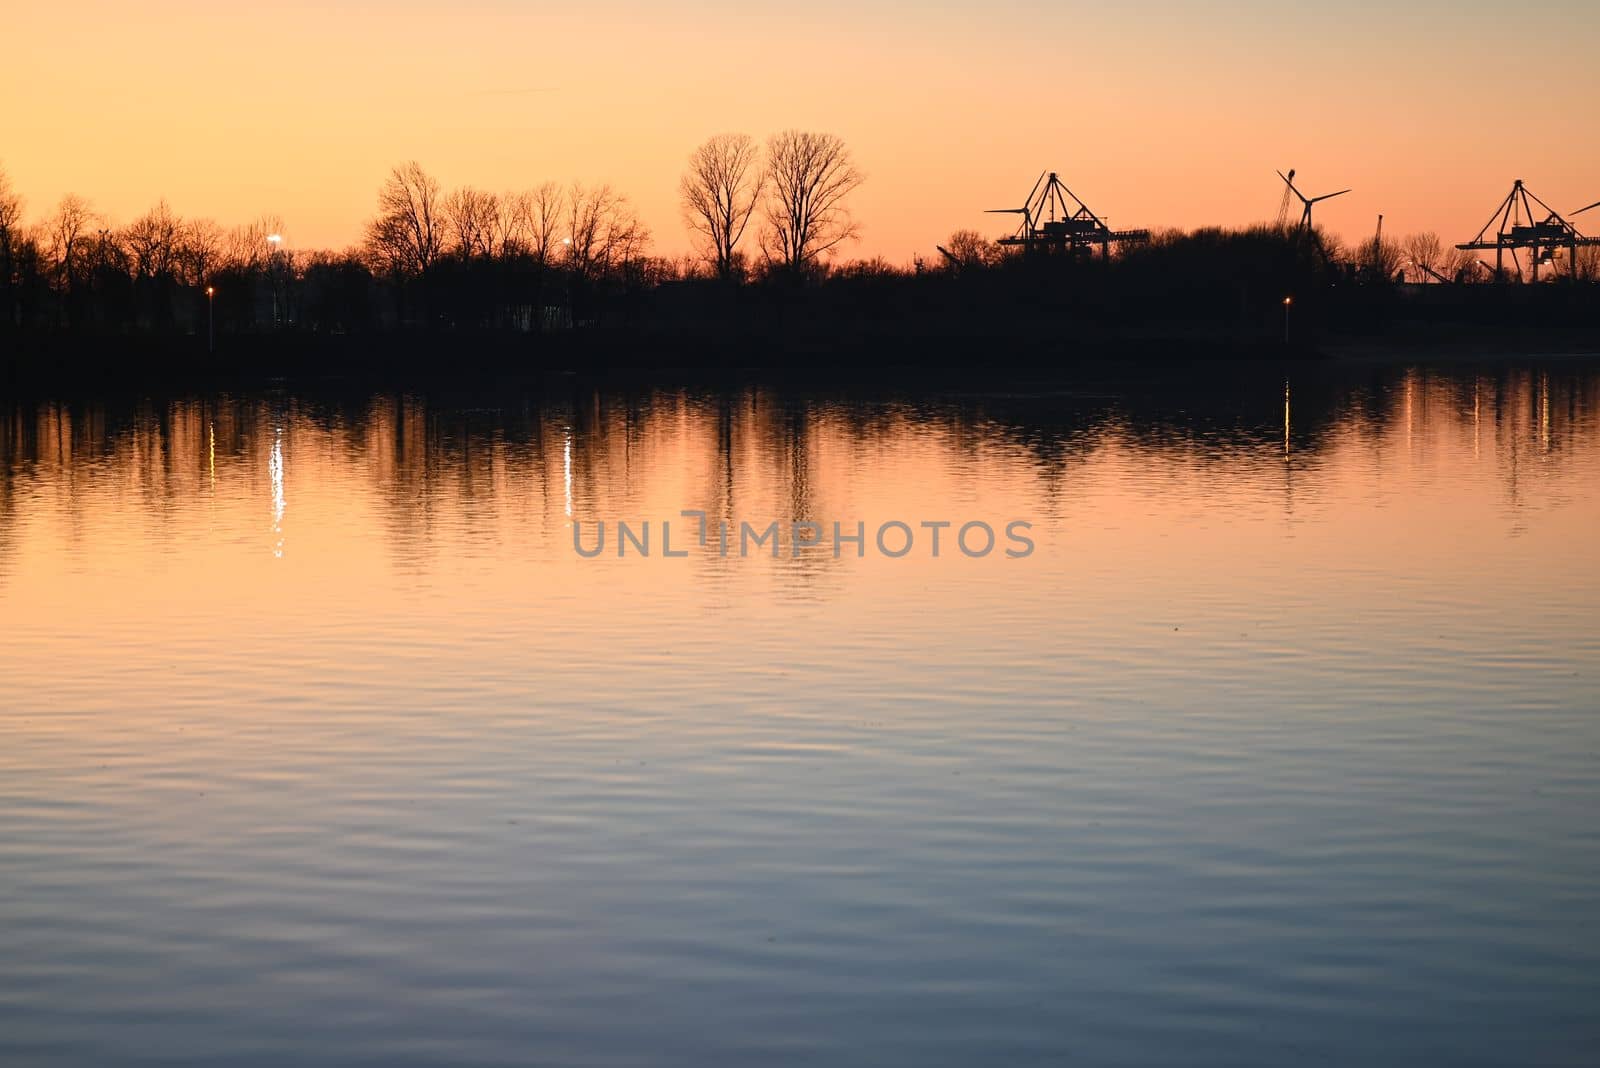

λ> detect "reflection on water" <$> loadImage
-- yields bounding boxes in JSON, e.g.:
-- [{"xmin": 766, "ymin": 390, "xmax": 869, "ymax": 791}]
[
  {"xmin": 1, "ymin": 362, "xmax": 1599, "ymax": 1066},
  {"xmin": 269, "ymin": 424, "xmax": 285, "ymax": 559}
]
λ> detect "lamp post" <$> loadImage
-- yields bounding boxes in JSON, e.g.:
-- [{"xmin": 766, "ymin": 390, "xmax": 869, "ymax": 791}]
[
  {"xmin": 560, "ymin": 237, "xmax": 574, "ymax": 330},
  {"xmin": 1282, "ymin": 296, "xmax": 1293, "ymax": 345},
  {"xmin": 267, "ymin": 234, "xmax": 283, "ymax": 327},
  {"xmin": 206, "ymin": 285, "xmax": 215, "ymax": 354}
]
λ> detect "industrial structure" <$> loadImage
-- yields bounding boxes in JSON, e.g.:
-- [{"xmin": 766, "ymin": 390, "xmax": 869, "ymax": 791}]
[
  {"xmin": 1456, "ymin": 180, "xmax": 1600, "ymax": 283},
  {"xmin": 1276, "ymin": 169, "xmax": 1350, "ymax": 232},
  {"xmin": 986, "ymin": 172, "xmax": 1149, "ymax": 258}
]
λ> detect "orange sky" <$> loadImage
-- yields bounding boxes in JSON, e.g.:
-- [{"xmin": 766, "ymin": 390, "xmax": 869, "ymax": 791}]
[{"xmin": 5, "ymin": 1, "xmax": 1597, "ymax": 261}]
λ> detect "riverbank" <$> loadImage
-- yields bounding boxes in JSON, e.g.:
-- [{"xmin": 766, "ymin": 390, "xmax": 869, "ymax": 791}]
[
  {"xmin": 2, "ymin": 320, "xmax": 1595, "ymax": 392},
  {"xmin": 0, "ymin": 323, "xmax": 1314, "ymax": 388},
  {"xmin": 1321, "ymin": 323, "xmax": 1599, "ymax": 363}
]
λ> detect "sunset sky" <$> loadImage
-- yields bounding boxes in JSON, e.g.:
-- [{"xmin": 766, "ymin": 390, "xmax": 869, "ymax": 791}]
[{"xmin": 5, "ymin": 1, "xmax": 1597, "ymax": 261}]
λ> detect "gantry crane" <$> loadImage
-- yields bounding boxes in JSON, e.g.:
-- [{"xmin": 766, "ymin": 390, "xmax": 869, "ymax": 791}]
[
  {"xmin": 986, "ymin": 171, "xmax": 1150, "ymax": 259},
  {"xmin": 1456, "ymin": 180, "xmax": 1600, "ymax": 282}
]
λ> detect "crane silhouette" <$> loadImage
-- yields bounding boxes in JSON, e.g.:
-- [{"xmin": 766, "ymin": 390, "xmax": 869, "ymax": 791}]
[
  {"xmin": 985, "ymin": 171, "xmax": 1149, "ymax": 257},
  {"xmin": 1455, "ymin": 180, "xmax": 1600, "ymax": 282}
]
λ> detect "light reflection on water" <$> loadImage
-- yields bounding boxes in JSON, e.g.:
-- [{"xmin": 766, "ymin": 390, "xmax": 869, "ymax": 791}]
[{"xmin": 1, "ymin": 362, "xmax": 1598, "ymax": 1066}]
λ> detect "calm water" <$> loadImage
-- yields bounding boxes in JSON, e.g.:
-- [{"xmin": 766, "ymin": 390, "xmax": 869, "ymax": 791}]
[{"xmin": 2, "ymin": 362, "xmax": 1598, "ymax": 1066}]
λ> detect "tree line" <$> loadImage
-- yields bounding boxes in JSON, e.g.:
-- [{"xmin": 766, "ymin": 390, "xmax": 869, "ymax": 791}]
[
  {"xmin": 2, "ymin": 130, "xmax": 1594, "ymax": 347},
  {"xmin": 0, "ymin": 129, "xmax": 872, "ymax": 337}
]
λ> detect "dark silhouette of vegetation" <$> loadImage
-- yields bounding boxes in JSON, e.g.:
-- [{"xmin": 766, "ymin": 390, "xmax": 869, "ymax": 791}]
[
  {"xmin": 1, "ymin": 147, "xmax": 1595, "ymax": 376},
  {"xmin": 759, "ymin": 130, "xmax": 865, "ymax": 276},
  {"xmin": 0, "ymin": 166, "xmax": 21, "ymax": 332},
  {"xmin": 681, "ymin": 134, "xmax": 765, "ymax": 281},
  {"xmin": 366, "ymin": 162, "xmax": 445, "ymax": 280}
]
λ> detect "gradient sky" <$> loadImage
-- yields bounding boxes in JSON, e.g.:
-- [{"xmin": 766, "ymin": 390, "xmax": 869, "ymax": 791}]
[{"xmin": 5, "ymin": 1, "xmax": 1597, "ymax": 260}]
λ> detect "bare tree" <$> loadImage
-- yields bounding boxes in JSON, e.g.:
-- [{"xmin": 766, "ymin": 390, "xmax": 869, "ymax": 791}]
[
  {"xmin": 1403, "ymin": 231, "xmax": 1444, "ymax": 282},
  {"xmin": 493, "ymin": 190, "xmax": 533, "ymax": 259},
  {"xmin": 526, "ymin": 181, "xmax": 565, "ymax": 265},
  {"xmin": 836, "ymin": 255, "xmax": 898, "ymax": 278},
  {"xmin": 1568, "ymin": 245, "xmax": 1600, "ymax": 283},
  {"xmin": 123, "ymin": 199, "xmax": 184, "ymax": 279},
  {"xmin": 179, "ymin": 218, "xmax": 225, "ymax": 285},
  {"xmin": 1370, "ymin": 238, "xmax": 1404, "ymax": 282},
  {"xmin": 760, "ymin": 130, "xmax": 864, "ymax": 274},
  {"xmin": 1358, "ymin": 224, "xmax": 1403, "ymax": 283},
  {"xmin": 223, "ymin": 214, "xmax": 287, "ymax": 272},
  {"xmin": 636, "ymin": 256, "xmax": 682, "ymax": 286},
  {"xmin": 940, "ymin": 228, "xmax": 999, "ymax": 269},
  {"xmin": 565, "ymin": 184, "xmax": 647, "ymax": 279},
  {"xmin": 1439, "ymin": 246, "xmax": 1479, "ymax": 283},
  {"xmin": 444, "ymin": 186, "xmax": 500, "ymax": 259},
  {"xmin": 680, "ymin": 134, "xmax": 764, "ymax": 280},
  {"xmin": 47, "ymin": 194, "xmax": 95, "ymax": 292},
  {"xmin": 0, "ymin": 166, "xmax": 22, "ymax": 327},
  {"xmin": 0, "ymin": 165, "xmax": 21, "ymax": 247},
  {"xmin": 364, "ymin": 161, "xmax": 443, "ymax": 277},
  {"xmin": 86, "ymin": 226, "xmax": 125, "ymax": 275}
]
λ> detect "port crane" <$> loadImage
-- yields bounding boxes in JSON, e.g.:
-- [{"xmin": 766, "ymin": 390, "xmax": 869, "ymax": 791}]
[
  {"xmin": 1456, "ymin": 180, "xmax": 1600, "ymax": 282},
  {"xmin": 986, "ymin": 171, "xmax": 1149, "ymax": 259}
]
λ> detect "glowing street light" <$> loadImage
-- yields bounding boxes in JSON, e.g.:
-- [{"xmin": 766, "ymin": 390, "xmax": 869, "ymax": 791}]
[
  {"xmin": 1282, "ymin": 295, "xmax": 1293, "ymax": 345},
  {"xmin": 266, "ymin": 235, "xmax": 284, "ymax": 326},
  {"xmin": 205, "ymin": 285, "xmax": 215, "ymax": 354}
]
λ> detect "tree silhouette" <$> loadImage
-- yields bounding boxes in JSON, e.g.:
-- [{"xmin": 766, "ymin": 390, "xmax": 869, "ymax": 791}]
[
  {"xmin": 365, "ymin": 162, "xmax": 443, "ymax": 277},
  {"xmin": 1567, "ymin": 246, "xmax": 1600, "ymax": 283},
  {"xmin": 46, "ymin": 195, "xmax": 95, "ymax": 325},
  {"xmin": 940, "ymin": 228, "xmax": 1000, "ymax": 270},
  {"xmin": 444, "ymin": 186, "xmax": 500, "ymax": 260},
  {"xmin": 1403, "ymin": 231, "xmax": 1444, "ymax": 282},
  {"xmin": 526, "ymin": 181, "xmax": 565, "ymax": 266},
  {"xmin": 1440, "ymin": 246, "xmax": 1479, "ymax": 283},
  {"xmin": 491, "ymin": 190, "xmax": 533, "ymax": 260},
  {"xmin": 760, "ymin": 130, "xmax": 864, "ymax": 275},
  {"xmin": 224, "ymin": 215, "xmax": 287, "ymax": 272},
  {"xmin": 179, "ymin": 218, "xmax": 225, "ymax": 286},
  {"xmin": 124, "ymin": 200, "xmax": 183, "ymax": 280},
  {"xmin": 0, "ymin": 166, "xmax": 22, "ymax": 330},
  {"xmin": 565, "ymin": 184, "xmax": 646, "ymax": 280},
  {"xmin": 1364, "ymin": 229, "xmax": 1403, "ymax": 284},
  {"xmin": 0, "ymin": 166, "xmax": 20, "ymax": 239},
  {"xmin": 681, "ymin": 134, "xmax": 764, "ymax": 281}
]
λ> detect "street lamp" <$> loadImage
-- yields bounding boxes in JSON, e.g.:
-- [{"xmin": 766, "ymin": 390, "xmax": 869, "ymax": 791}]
[
  {"xmin": 206, "ymin": 285, "xmax": 215, "ymax": 354},
  {"xmin": 266, "ymin": 234, "xmax": 283, "ymax": 326},
  {"xmin": 1282, "ymin": 296, "xmax": 1293, "ymax": 344}
]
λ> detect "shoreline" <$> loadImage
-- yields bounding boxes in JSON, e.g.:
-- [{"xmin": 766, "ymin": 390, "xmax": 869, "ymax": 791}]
[{"xmin": 2, "ymin": 323, "xmax": 1596, "ymax": 394}]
